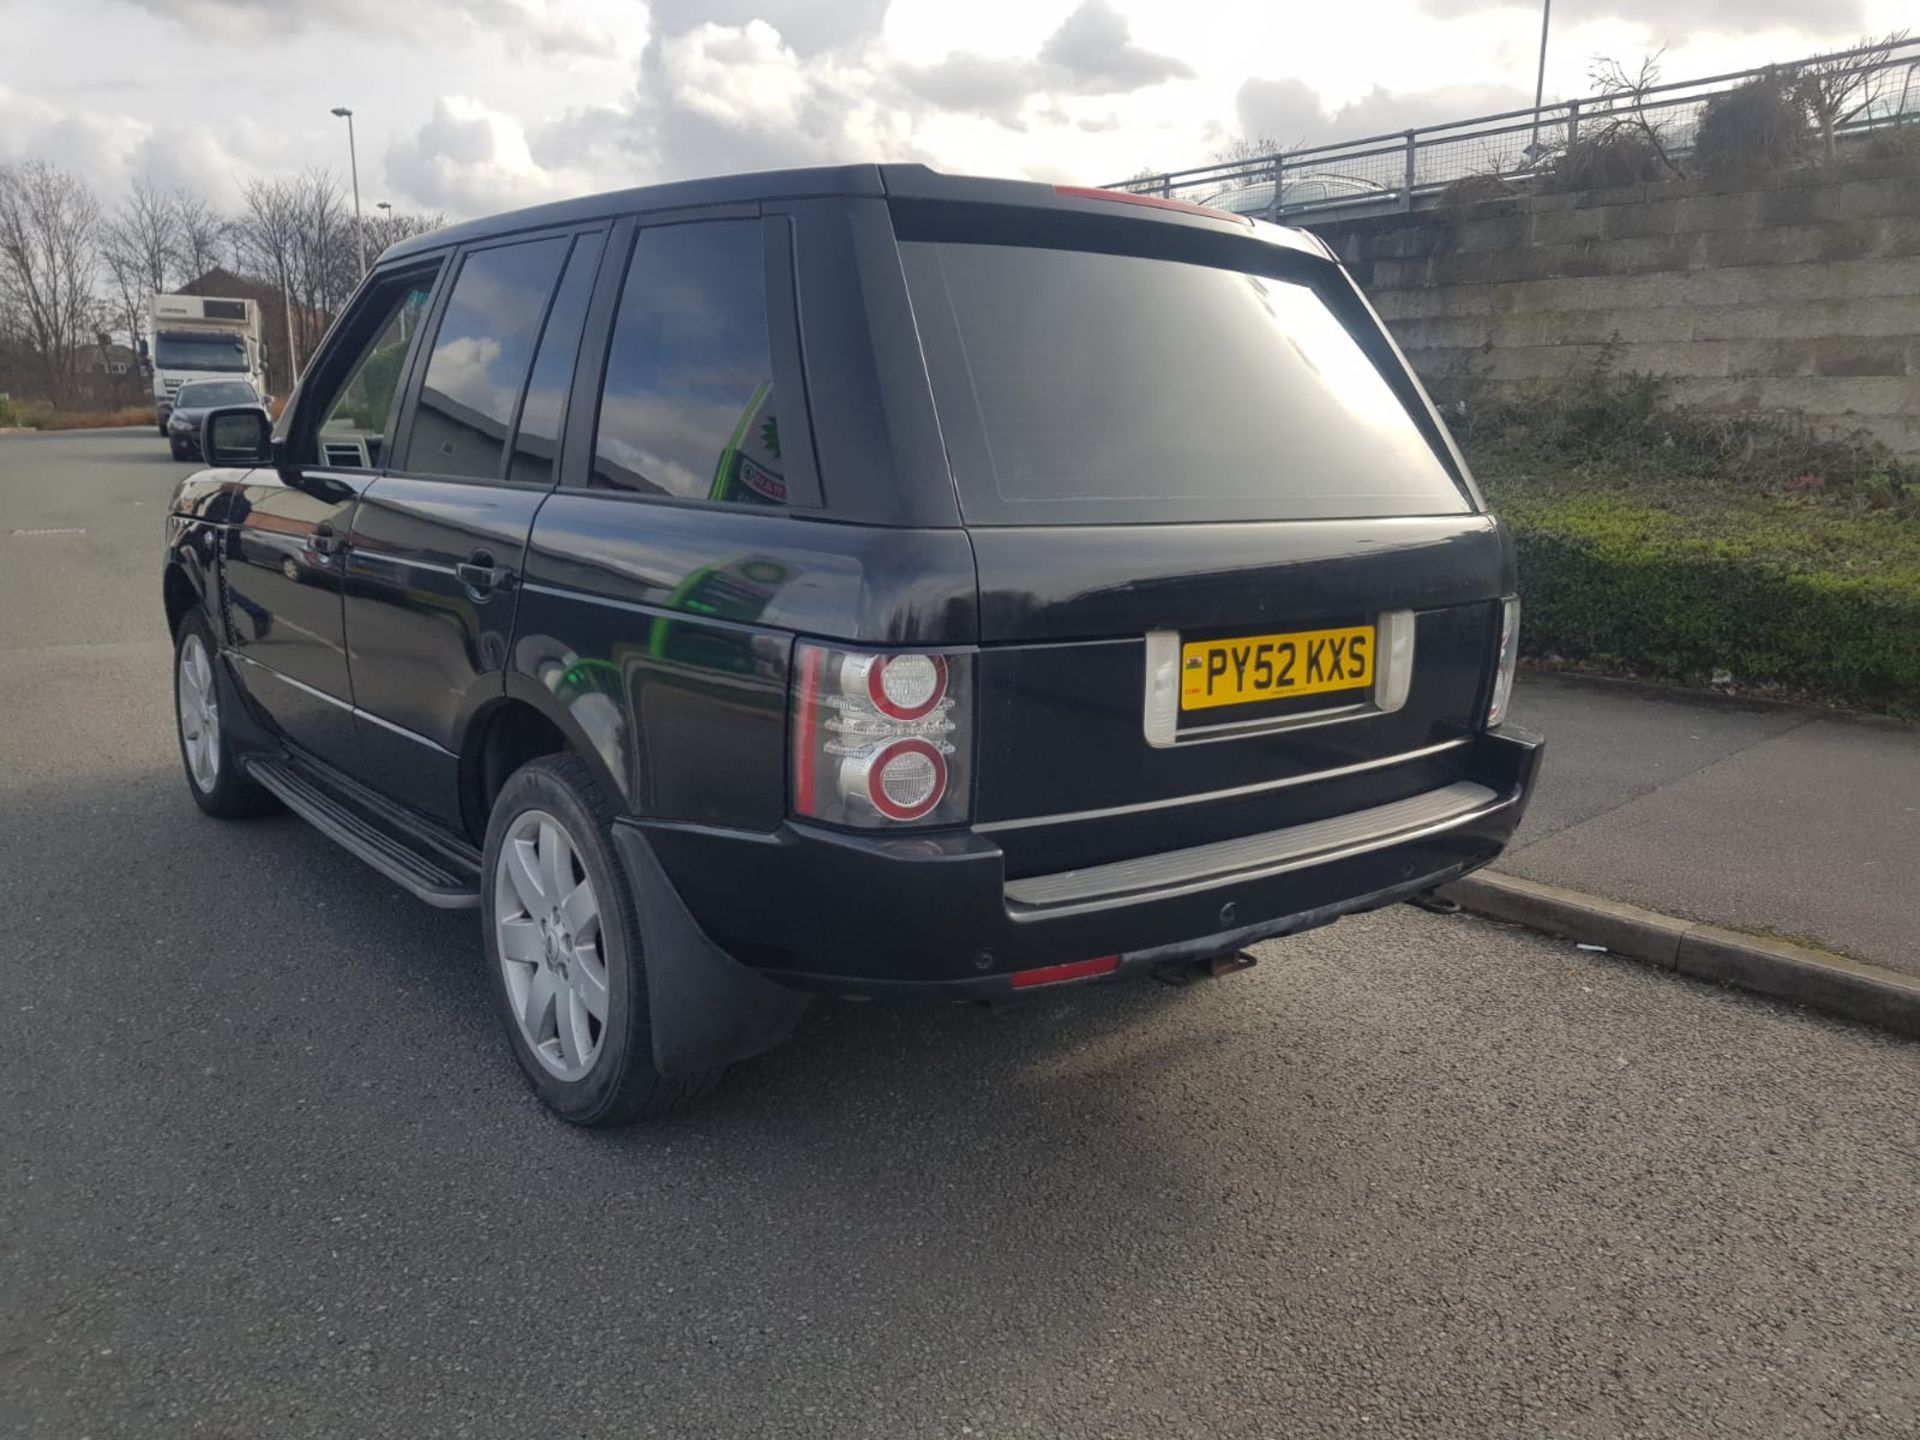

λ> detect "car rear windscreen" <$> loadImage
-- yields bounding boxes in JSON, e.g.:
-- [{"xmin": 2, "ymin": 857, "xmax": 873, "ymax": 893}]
[{"xmin": 897, "ymin": 239, "xmax": 1471, "ymax": 525}]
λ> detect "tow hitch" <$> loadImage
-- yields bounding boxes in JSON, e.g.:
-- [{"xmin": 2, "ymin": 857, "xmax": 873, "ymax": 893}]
[{"xmin": 1152, "ymin": 950, "xmax": 1259, "ymax": 987}]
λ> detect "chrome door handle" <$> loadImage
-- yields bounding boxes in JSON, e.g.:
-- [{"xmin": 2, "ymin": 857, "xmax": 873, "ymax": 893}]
[{"xmin": 457, "ymin": 557, "xmax": 516, "ymax": 594}]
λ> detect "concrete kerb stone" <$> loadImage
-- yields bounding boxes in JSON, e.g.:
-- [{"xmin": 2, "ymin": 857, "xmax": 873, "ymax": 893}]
[{"xmin": 1439, "ymin": 871, "xmax": 1920, "ymax": 1039}]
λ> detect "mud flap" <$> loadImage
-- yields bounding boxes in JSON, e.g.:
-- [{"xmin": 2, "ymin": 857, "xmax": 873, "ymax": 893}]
[{"xmin": 610, "ymin": 825, "xmax": 813, "ymax": 1078}]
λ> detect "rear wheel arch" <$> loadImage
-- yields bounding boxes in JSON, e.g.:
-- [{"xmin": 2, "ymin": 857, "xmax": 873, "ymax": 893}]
[{"xmin": 461, "ymin": 700, "xmax": 572, "ymax": 841}]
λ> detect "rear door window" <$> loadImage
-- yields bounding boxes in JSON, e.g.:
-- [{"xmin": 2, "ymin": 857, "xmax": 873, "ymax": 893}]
[
  {"xmin": 589, "ymin": 219, "xmax": 790, "ymax": 507},
  {"xmin": 407, "ymin": 236, "xmax": 568, "ymax": 481},
  {"xmin": 507, "ymin": 233, "xmax": 603, "ymax": 486},
  {"xmin": 899, "ymin": 239, "xmax": 1470, "ymax": 524}
]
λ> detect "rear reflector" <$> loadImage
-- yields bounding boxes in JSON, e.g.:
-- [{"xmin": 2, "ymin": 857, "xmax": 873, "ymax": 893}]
[
  {"xmin": 1052, "ymin": 185, "xmax": 1253, "ymax": 227},
  {"xmin": 1010, "ymin": 955, "xmax": 1121, "ymax": 989}
]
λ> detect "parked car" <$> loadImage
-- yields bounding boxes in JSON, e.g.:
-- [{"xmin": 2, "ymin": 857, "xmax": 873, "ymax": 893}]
[
  {"xmin": 164, "ymin": 165, "xmax": 1541, "ymax": 1125},
  {"xmin": 1199, "ymin": 173, "xmax": 1389, "ymax": 218},
  {"xmin": 166, "ymin": 378, "xmax": 268, "ymax": 461}
]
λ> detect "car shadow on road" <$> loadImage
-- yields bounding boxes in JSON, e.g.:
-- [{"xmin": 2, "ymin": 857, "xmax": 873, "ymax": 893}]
[{"xmin": 13, "ymin": 763, "xmax": 1305, "ymax": 1422}]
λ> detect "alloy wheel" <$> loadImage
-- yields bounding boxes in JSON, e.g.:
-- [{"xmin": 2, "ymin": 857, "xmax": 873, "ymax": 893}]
[
  {"xmin": 494, "ymin": 809, "xmax": 609, "ymax": 1082},
  {"xmin": 177, "ymin": 632, "xmax": 221, "ymax": 793}
]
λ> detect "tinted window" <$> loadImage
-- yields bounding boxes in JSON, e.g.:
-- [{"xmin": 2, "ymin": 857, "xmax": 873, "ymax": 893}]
[
  {"xmin": 899, "ymin": 241, "xmax": 1468, "ymax": 524},
  {"xmin": 177, "ymin": 381, "xmax": 257, "ymax": 407},
  {"xmin": 590, "ymin": 221, "xmax": 787, "ymax": 506},
  {"xmin": 409, "ymin": 237, "xmax": 568, "ymax": 480},
  {"xmin": 313, "ymin": 277, "xmax": 435, "ymax": 470},
  {"xmin": 508, "ymin": 233, "xmax": 602, "ymax": 487}
]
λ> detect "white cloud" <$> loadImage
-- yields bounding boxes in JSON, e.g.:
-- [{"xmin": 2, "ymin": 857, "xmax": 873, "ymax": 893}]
[
  {"xmin": 1237, "ymin": 78, "xmax": 1539, "ymax": 149},
  {"xmin": 0, "ymin": 82, "xmax": 268, "ymax": 203},
  {"xmin": 1040, "ymin": 0, "xmax": 1193, "ymax": 91},
  {"xmin": 387, "ymin": 97, "xmax": 585, "ymax": 214},
  {"xmin": 5, "ymin": 0, "xmax": 1909, "ymax": 224},
  {"xmin": 110, "ymin": 0, "xmax": 616, "ymax": 53}
]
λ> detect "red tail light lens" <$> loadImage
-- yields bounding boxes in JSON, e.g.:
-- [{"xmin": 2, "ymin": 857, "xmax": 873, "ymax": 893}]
[
  {"xmin": 792, "ymin": 643, "xmax": 972, "ymax": 828},
  {"xmin": 843, "ymin": 652, "xmax": 949, "ymax": 721}
]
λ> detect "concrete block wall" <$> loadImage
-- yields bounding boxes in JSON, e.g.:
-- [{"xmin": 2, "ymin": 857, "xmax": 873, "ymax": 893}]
[{"xmin": 1308, "ymin": 157, "xmax": 1920, "ymax": 459}]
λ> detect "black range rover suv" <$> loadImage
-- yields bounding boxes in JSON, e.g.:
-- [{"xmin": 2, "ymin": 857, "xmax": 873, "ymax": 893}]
[{"xmin": 165, "ymin": 165, "xmax": 1542, "ymax": 1124}]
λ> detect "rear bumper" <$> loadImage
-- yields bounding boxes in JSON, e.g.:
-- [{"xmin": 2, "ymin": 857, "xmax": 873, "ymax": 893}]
[{"xmin": 619, "ymin": 725, "xmax": 1542, "ymax": 998}]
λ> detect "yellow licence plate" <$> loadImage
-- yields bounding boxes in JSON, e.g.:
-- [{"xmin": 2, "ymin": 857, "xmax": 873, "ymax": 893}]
[{"xmin": 1180, "ymin": 625, "xmax": 1376, "ymax": 712}]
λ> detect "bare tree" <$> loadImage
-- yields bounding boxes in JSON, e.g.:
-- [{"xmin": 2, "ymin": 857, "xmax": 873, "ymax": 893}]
[
  {"xmin": 1213, "ymin": 134, "xmax": 1283, "ymax": 166},
  {"xmin": 98, "ymin": 176, "xmax": 184, "ymax": 359},
  {"xmin": 97, "ymin": 219, "xmax": 150, "ymax": 367},
  {"xmin": 1581, "ymin": 51, "xmax": 1686, "ymax": 179},
  {"xmin": 1209, "ymin": 134, "xmax": 1288, "ymax": 190},
  {"xmin": 1795, "ymin": 31, "xmax": 1914, "ymax": 161},
  {"xmin": 363, "ymin": 206, "xmax": 446, "ymax": 257},
  {"xmin": 174, "ymin": 189, "xmax": 227, "ymax": 282},
  {"xmin": 237, "ymin": 175, "xmax": 304, "ymax": 378},
  {"xmin": 0, "ymin": 160, "xmax": 102, "ymax": 406},
  {"xmin": 285, "ymin": 168, "xmax": 357, "ymax": 362},
  {"xmin": 108, "ymin": 177, "xmax": 180, "ymax": 295}
]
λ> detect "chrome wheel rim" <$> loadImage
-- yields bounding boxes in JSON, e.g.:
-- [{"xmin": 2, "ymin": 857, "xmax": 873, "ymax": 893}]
[
  {"xmin": 495, "ymin": 809, "xmax": 608, "ymax": 1082},
  {"xmin": 178, "ymin": 632, "xmax": 221, "ymax": 793}
]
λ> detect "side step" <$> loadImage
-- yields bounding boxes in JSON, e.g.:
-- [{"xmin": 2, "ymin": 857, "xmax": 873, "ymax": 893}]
[{"xmin": 245, "ymin": 755, "xmax": 483, "ymax": 909}]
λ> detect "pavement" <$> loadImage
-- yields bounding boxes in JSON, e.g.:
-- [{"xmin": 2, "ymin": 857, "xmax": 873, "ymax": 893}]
[
  {"xmin": 4, "ymin": 429, "xmax": 1919, "ymax": 1439},
  {"xmin": 1502, "ymin": 673, "xmax": 1919, "ymax": 978}
]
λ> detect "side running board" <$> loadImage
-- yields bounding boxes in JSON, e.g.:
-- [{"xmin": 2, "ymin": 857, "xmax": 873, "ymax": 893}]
[{"xmin": 244, "ymin": 756, "xmax": 483, "ymax": 909}]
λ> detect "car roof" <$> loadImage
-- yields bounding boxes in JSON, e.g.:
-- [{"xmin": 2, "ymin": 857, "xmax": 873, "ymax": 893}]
[{"xmin": 380, "ymin": 164, "xmax": 1332, "ymax": 266}]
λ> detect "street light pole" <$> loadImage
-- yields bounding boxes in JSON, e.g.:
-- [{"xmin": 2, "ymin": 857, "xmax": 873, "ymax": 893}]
[
  {"xmin": 1529, "ymin": 0, "xmax": 1552, "ymax": 156},
  {"xmin": 331, "ymin": 106, "xmax": 367, "ymax": 277}
]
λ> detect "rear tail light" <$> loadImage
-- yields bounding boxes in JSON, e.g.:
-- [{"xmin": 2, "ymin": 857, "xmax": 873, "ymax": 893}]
[
  {"xmin": 1487, "ymin": 597, "xmax": 1521, "ymax": 727},
  {"xmin": 792, "ymin": 643, "xmax": 972, "ymax": 827}
]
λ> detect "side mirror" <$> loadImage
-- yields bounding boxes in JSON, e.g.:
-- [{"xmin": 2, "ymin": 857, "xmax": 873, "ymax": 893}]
[{"xmin": 202, "ymin": 407, "xmax": 274, "ymax": 467}]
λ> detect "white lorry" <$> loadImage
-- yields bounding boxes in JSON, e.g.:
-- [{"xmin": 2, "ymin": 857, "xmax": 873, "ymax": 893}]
[{"xmin": 143, "ymin": 294, "xmax": 270, "ymax": 435}]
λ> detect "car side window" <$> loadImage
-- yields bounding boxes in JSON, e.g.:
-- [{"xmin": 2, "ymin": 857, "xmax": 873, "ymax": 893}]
[
  {"xmin": 406, "ymin": 236, "xmax": 569, "ymax": 481},
  {"xmin": 507, "ymin": 232, "xmax": 603, "ymax": 487},
  {"xmin": 589, "ymin": 219, "xmax": 788, "ymax": 506},
  {"xmin": 310, "ymin": 276, "xmax": 436, "ymax": 470}
]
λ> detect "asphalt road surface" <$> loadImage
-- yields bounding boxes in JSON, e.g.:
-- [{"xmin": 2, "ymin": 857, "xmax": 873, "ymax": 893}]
[{"xmin": 4, "ymin": 429, "xmax": 1917, "ymax": 1440}]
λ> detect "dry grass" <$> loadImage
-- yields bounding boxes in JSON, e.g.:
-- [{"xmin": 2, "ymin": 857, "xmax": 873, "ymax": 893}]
[{"xmin": 36, "ymin": 405, "xmax": 156, "ymax": 431}]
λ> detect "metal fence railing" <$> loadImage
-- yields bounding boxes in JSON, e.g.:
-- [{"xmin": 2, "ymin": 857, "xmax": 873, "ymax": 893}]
[{"xmin": 1111, "ymin": 38, "xmax": 1920, "ymax": 222}]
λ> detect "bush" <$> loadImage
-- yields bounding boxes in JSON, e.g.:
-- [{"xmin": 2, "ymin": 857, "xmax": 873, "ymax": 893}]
[
  {"xmin": 1503, "ymin": 495, "xmax": 1920, "ymax": 712},
  {"xmin": 1461, "ymin": 348, "xmax": 1917, "ymax": 499},
  {"xmin": 1692, "ymin": 70, "xmax": 1811, "ymax": 176},
  {"xmin": 1864, "ymin": 119, "xmax": 1920, "ymax": 159},
  {"xmin": 0, "ymin": 395, "xmax": 21, "ymax": 427},
  {"xmin": 1541, "ymin": 128, "xmax": 1674, "ymax": 192}
]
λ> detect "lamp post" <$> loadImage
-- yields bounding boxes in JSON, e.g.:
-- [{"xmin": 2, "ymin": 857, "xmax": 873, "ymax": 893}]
[
  {"xmin": 331, "ymin": 106, "xmax": 367, "ymax": 276},
  {"xmin": 1528, "ymin": 0, "xmax": 1552, "ymax": 158}
]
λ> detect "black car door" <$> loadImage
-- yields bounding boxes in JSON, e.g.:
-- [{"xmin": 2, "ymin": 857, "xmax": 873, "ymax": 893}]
[
  {"xmin": 225, "ymin": 265, "xmax": 442, "ymax": 774},
  {"xmin": 341, "ymin": 228, "xmax": 606, "ymax": 826}
]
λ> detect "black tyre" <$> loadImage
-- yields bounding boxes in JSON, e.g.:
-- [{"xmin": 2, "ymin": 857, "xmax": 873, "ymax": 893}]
[
  {"xmin": 481, "ymin": 754, "xmax": 721, "ymax": 1125},
  {"xmin": 169, "ymin": 437, "xmax": 187, "ymax": 460},
  {"xmin": 157, "ymin": 420, "xmax": 167, "ymax": 437},
  {"xmin": 173, "ymin": 611, "xmax": 281, "ymax": 819}
]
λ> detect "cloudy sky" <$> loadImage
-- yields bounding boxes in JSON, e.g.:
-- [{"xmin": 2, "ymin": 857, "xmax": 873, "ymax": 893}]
[{"xmin": 0, "ymin": 0, "xmax": 1905, "ymax": 218}]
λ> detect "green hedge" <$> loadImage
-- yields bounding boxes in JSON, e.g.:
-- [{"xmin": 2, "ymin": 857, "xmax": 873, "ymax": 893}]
[{"xmin": 1500, "ymin": 494, "xmax": 1920, "ymax": 713}]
